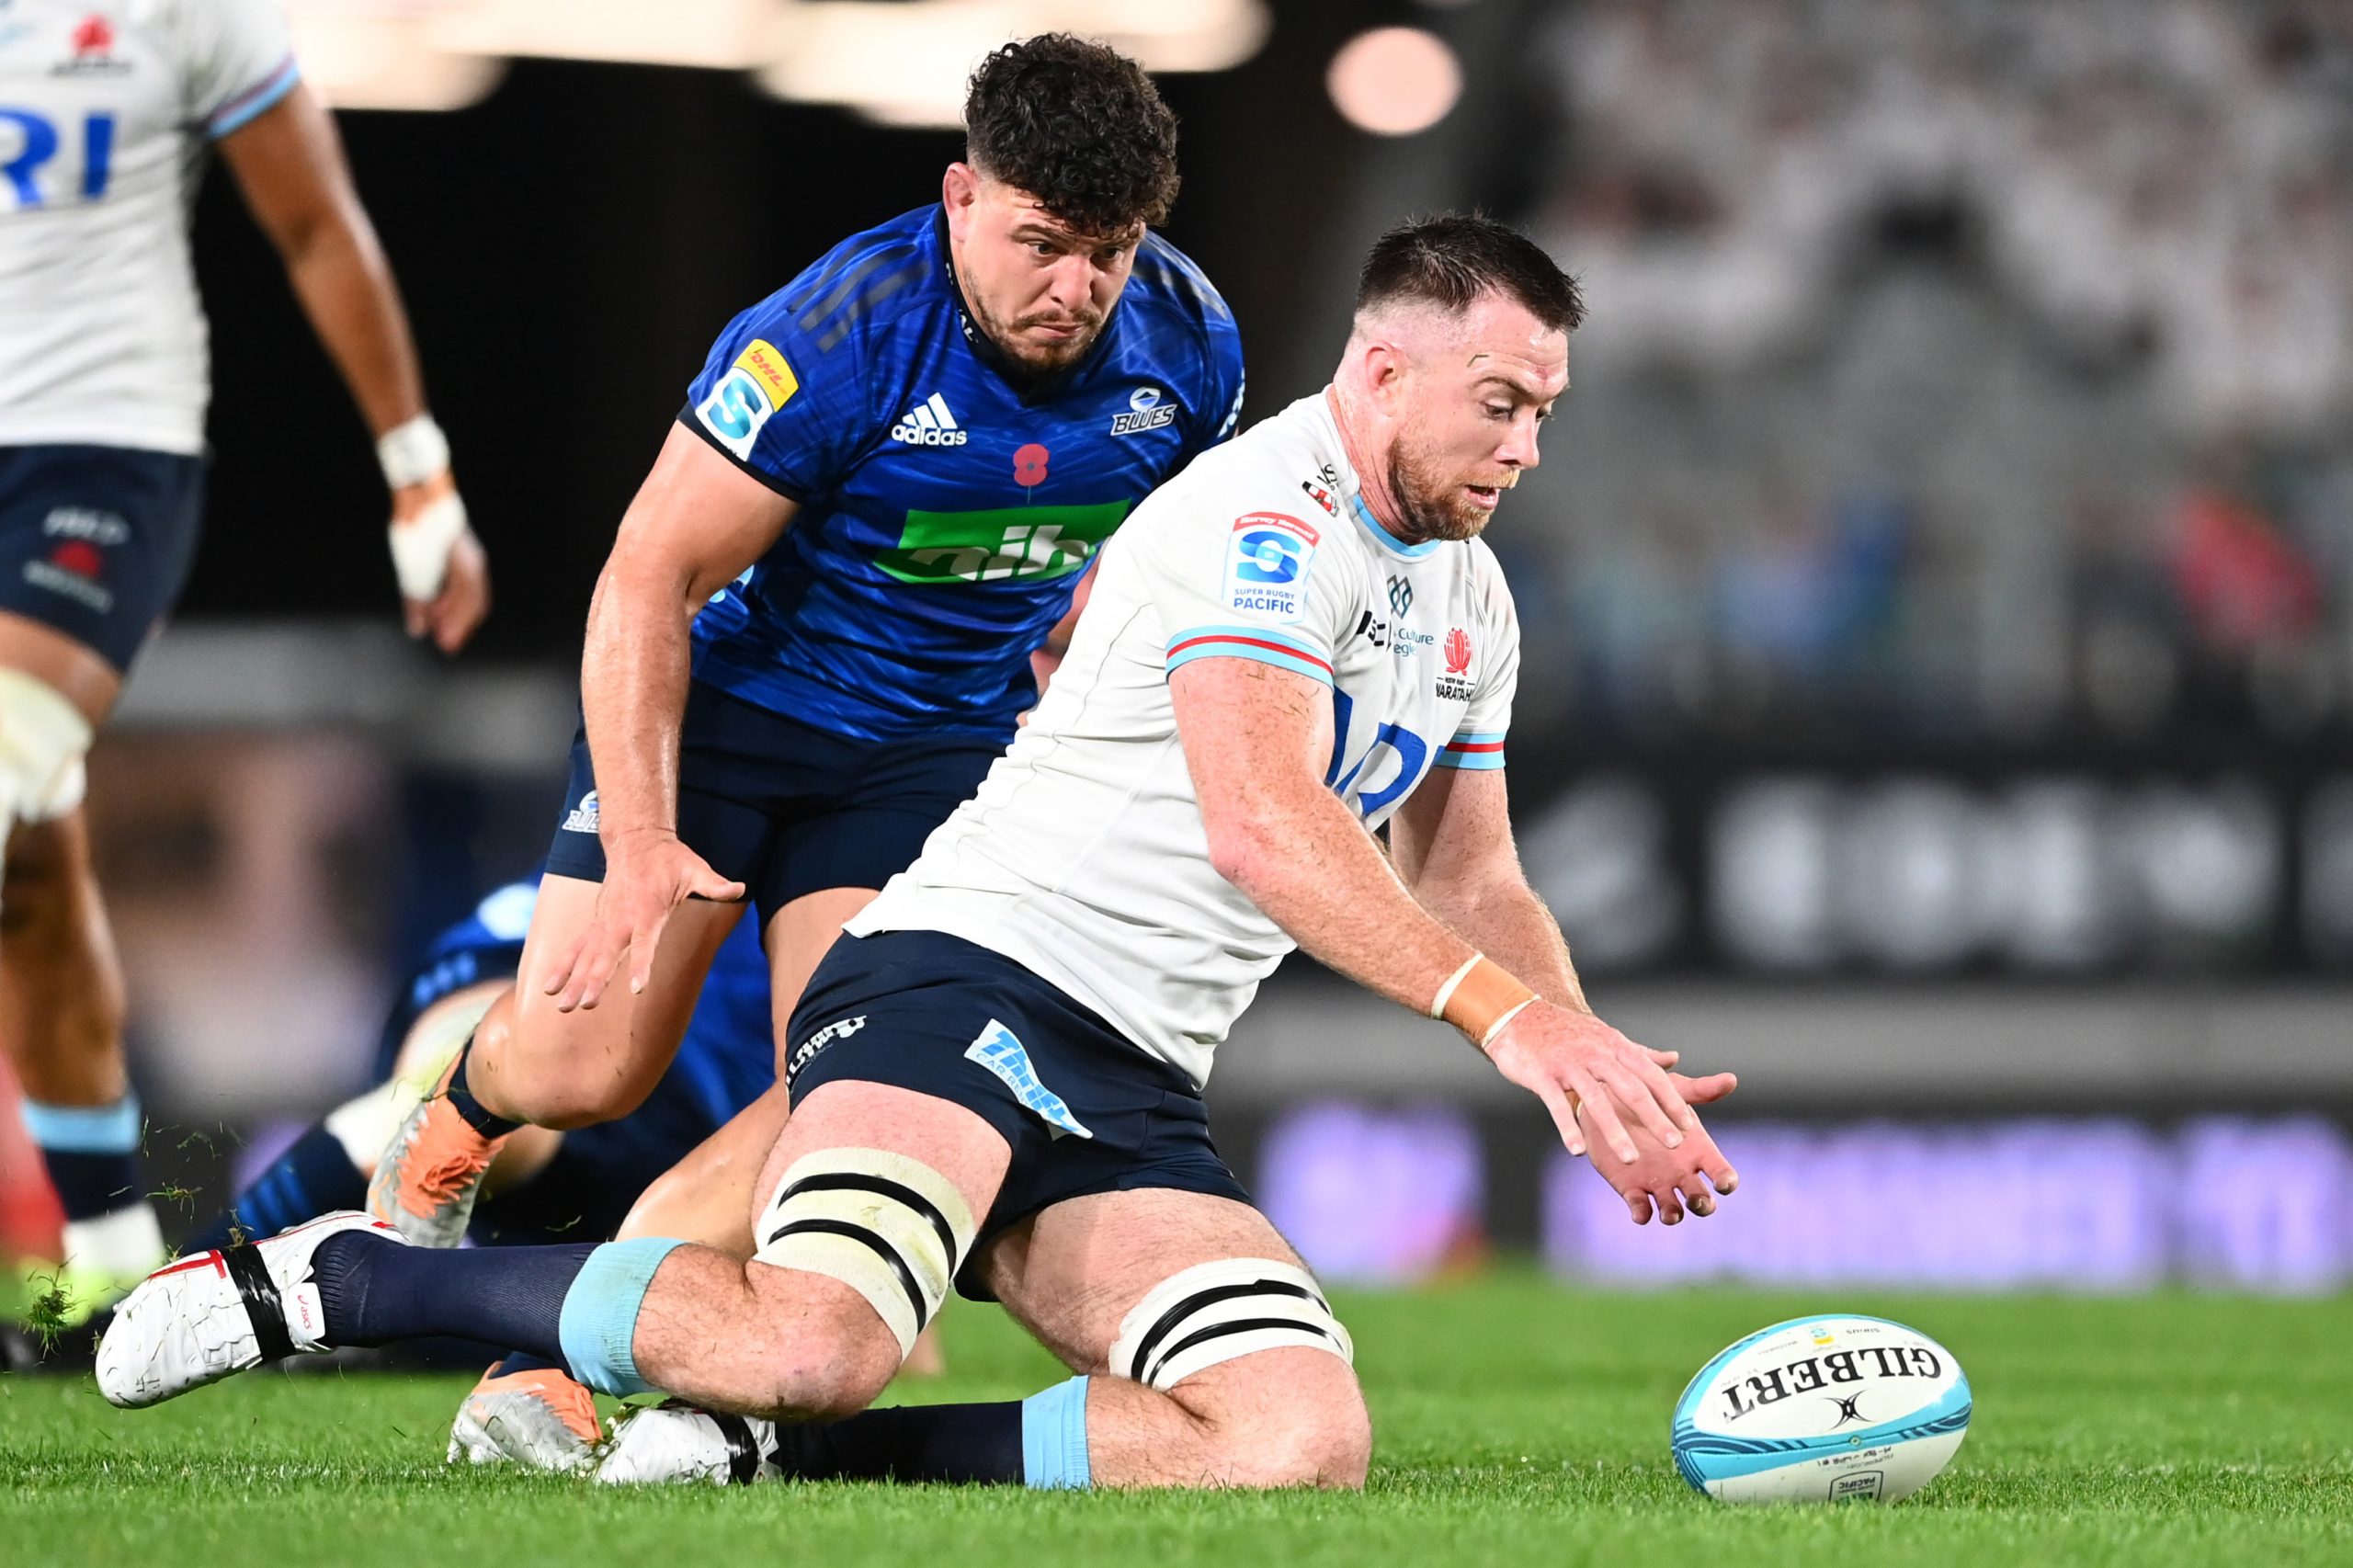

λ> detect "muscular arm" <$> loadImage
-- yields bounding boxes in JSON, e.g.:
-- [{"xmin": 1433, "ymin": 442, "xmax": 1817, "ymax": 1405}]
[
  {"xmin": 580, "ymin": 426, "xmax": 796, "ymax": 846},
  {"xmin": 1389, "ymin": 766, "xmax": 1587, "ymax": 1014},
  {"xmin": 1167, "ymin": 658, "xmax": 1483, "ymax": 1017},
  {"xmin": 220, "ymin": 85, "xmax": 487, "ymax": 649},
  {"xmin": 219, "ymin": 85, "xmax": 423, "ymax": 437}
]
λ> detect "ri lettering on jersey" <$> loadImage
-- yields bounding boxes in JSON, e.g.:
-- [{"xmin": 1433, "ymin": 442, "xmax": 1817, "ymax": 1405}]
[
  {"xmin": 680, "ymin": 204, "xmax": 1246, "ymax": 744},
  {"xmin": 1, "ymin": 0, "xmax": 301, "ymax": 452}
]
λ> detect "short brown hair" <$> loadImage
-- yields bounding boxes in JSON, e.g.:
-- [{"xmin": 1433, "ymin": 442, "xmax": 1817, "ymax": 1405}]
[{"xmin": 1357, "ymin": 213, "xmax": 1585, "ymax": 333}]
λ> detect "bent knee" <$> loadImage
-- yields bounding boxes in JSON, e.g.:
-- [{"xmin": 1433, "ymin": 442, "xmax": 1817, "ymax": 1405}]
[
  {"xmin": 740, "ymin": 1265, "xmax": 904, "ymax": 1421},
  {"xmin": 1177, "ymin": 1354, "xmax": 1372, "ymax": 1489}
]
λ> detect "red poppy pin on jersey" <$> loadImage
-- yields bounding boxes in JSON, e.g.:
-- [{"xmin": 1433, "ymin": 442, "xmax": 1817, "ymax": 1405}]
[{"xmin": 1014, "ymin": 443, "xmax": 1049, "ymax": 488}]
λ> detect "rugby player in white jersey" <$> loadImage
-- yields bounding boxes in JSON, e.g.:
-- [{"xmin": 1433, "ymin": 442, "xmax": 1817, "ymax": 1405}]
[
  {"xmin": 1, "ymin": 0, "xmax": 487, "ymax": 1325},
  {"xmin": 97, "ymin": 215, "xmax": 1738, "ymax": 1491}
]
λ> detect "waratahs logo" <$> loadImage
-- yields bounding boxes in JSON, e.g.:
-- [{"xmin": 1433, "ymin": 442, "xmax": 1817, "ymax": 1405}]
[{"xmin": 1444, "ymin": 627, "xmax": 1472, "ymax": 674}]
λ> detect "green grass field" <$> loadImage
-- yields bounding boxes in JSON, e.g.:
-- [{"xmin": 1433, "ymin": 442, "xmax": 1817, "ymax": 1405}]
[{"xmin": 5, "ymin": 1277, "xmax": 2349, "ymax": 1567}]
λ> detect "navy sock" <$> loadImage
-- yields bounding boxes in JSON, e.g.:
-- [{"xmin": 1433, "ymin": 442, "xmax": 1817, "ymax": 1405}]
[
  {"xmin": 310, "ymin": 1233, "xmax": 595, "ymax": 1361},
  {"xmin": 445, "ymin": 1044, "xmax": 522, "ymax": 1140},
  {"xmin": 768, "ymin": 1402, "xmax": 1025, "ymax": 1484},
  {"xmin": 187, "ymin": 1124, "xmax": 365, "ymax": 1254},
  {"xmin": 40, "ymin": 1148, "xmax": 142, "ymax": 1222},
  {"xmin": 489, "ymin": 1349, "xmax": 563, "ymax": 1378}
]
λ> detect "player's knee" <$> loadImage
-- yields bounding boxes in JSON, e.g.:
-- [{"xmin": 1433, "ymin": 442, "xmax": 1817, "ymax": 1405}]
[
  {"xmin": 521, "ymin": 1082, "xmax": 643, "ymax": 1131},
  {"xmin": 740, "ymin": 1264, "xmax": 904, "ymax": 1419},
  {"xmin": 744, "ymin": 1145, "xmax": 980, "ymax": 1417},
  {"xmin": 1172, "ymin": 1354, "xmax": 1371, "ymax": 1490},
  {"xmin": 1111, "ymin": 1257, "xmax": 1365, "ymax": 1488}
]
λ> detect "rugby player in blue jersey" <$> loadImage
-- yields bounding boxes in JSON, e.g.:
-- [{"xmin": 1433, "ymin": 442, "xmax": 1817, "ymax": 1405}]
[{"xmin": 358, "ymin": 36, "xmax": 1240, "ymax": 1455}]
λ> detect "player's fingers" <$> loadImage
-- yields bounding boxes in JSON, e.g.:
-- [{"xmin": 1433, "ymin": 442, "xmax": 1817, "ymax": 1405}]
[
  {"xmin": 1604, "ymin": 1062, "xmax": 1686, "ymax": 1148},
  {"xmin": 1566, "ymin": 1069, "xmax": 1638, "ymax": 1165},
  {"xmin": 1623, "ymin": 1189, "xmax": 1653, "ymax": 1225},
  {"xmin": 402, "ymin": 597, "xmax": 427, "ymax": 638},
  {"xmin": 559, "ymin": 921, "xmax": 628, "ymax": 1013},
  {"xmin": 1534, "ymin": 1081, "xmax": 1586, "ymax": 1159},
  {"xmin": 1645, "ymin": 1047, "xmax": 1680, "ymax": 1069},
  {"xmin": 1697, "ymin": 1137, "xmax": 1739, "ymax": 1194},
  {"xmin": 1670, "ymin": 1070, "xmax": 1739, "ymax": 1107},
  {"xmin": 626, "ymin": 909, "xmax": 673, "ymax": 997},
  {"xmin": 689, "ymin": 867, "xmax": 747, "ymax": 903},
  {"xmin": 1654, "ymin": 1184, "xmax": 1686, "ymax": 1225},
  {"xmin": 1631, "ymin": 1051, "xmax": 1701, "ymax": 1130},
  {"xmin": 1678, "ymin": 1170, "xmax": 1718, "ymax": 1218}
]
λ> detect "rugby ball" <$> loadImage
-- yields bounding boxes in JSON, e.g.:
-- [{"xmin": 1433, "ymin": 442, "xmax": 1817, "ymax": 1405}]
[{"xmin": 1671, "ymin": 1315, "xmax": 1970, "ymax": 1505}]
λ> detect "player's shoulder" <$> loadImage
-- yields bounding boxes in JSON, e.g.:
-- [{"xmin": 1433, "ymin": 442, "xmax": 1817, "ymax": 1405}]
[
  {"xmin": 1460, "ymin": 535, "xmax": 1519, "ymax": 627},
  {"xmin": 737, "ymin": 205, "xmax": 945, "ymax": 354},
  {"xmin": 1119, "ymin": 233, "xmax": 1241, "ymax": 377},
  {"xmin": 1131, "ymin": 396, "xmax": 1346, "ymax": 543}
]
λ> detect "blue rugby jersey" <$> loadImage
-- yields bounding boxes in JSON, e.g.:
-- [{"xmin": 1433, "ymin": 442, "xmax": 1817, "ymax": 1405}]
[
  {"xmin": 383, "ymin": 880, "xmax": 773, "ymax": 1131},
  {"xmin": 681, "ymin": 205, "xmax": 1245, "ymax": 741}
]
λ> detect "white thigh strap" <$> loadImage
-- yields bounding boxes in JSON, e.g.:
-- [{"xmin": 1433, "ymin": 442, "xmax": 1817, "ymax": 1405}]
[
  {"xmin": 0, "ymin": 667, "xmax": 91, "ymax": 824},
  {"xmin": 1109, "ymin": 1257, "xmax": 1354, "ymax": 1392},
  {"xmin": 752, "ymin": 1148, "xmax": 976, "ymax": 1359}
]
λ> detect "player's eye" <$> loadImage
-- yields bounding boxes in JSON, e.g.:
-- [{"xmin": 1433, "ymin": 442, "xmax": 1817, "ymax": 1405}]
[
  {"xmin": 1484, "ymin": 403, "xmax": 1514, "ymax": 421},
  {"xmin": 1095, "ymin": 246, "xmax": 1128, "ymax": 266}
]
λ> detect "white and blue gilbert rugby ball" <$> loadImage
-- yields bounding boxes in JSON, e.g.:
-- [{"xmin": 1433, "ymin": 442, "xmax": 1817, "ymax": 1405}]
[{"xmin": 1671, "ymin": 1315, "xmax": 1971, "ymax": 1505}]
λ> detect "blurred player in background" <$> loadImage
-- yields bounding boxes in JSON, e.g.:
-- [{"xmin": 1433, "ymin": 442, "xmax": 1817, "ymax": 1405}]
[
  {"xmin": 97, "ymin": 216, "xmax": 1741, "ymax": 1494},
  {"xmin": 0, "ymin": 0, "xmax": 489, "ymax": 1326},
  {"xmin": 360, "ymin": 34, "xmax": 1240, "ymax": 1457}
]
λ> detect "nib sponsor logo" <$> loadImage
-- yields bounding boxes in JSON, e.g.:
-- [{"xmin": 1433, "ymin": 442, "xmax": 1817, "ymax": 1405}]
[{"xmin": 892, "ymin": 393, "xmax": 968, "ymax": 447}]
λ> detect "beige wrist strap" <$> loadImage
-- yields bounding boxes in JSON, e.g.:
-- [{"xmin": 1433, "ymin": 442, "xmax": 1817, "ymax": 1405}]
[{"xmin": 1430, "ymin": 953, "xmax": 1539, "ymax": 1048}]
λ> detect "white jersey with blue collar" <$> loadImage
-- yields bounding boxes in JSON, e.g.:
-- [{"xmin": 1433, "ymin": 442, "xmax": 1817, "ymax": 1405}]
[
  {"xmin": 848, "ymin": 390, "xmax": 1522, "ymax": 1087},
  {"xmin": 0, "ymin": 0, "xmax": 299, "ymax": 453}
]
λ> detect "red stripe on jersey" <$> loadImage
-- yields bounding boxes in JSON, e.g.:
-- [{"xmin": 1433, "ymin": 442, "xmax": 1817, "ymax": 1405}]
[{"xmin": 1166, "ymin": 635, "xmax": 1333, "ymax": 676}]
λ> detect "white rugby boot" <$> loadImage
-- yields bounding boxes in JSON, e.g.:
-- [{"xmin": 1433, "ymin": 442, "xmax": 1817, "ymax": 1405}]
[
  {"xmin": 447, "ymin": 1362, "xmax": 603, "ymax": 1471},
  {"xmin": 95, "ymin": 1211, "xmax": 403, "ymax": 1408},
  {"xmin": 595, "ymin": 1403, "xmax": 782, "ymax": 1486}
]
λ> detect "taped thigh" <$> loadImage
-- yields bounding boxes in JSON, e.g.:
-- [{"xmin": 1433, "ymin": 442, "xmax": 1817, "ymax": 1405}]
[
  {"xmin": 1108, "ymin": 1257, "xmax": 1355, "ymax": 1391},
  {"xmin": 0, "ymin": 666, "xmax": 90, "ymax": 827},
  {"xmin": 752, "ymin": 1147, "xmax": 977, "ymax": 1358}
]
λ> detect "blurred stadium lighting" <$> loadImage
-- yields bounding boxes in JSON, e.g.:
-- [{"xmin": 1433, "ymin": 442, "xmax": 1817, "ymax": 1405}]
[
  {"xmin": 285, "ymin": 4, "xmax": 508, "ymax": 110},
  {"xmin": 1326, "ymin": 26, "xmax": 1461, "ymax": 137},
  {"xmin": 760, "ymin": 1, "xmax": 1271, "ymax": 127},
  {"xmin": 282, "ymin": 1, "xmax": 1268, "ymax": 121}
]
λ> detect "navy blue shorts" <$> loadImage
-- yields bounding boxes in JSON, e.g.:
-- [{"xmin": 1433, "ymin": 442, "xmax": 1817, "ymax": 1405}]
[
  {"xmin": 0, "ymin": 444, "xmax": 206, "ymax": 670},
  {"xmin": 785, "ymin": 928, "xmax": 1252, "ymax": 1290},
  {"xmin": 543, "ymin": 680, "xmax": 1003, "ymax": 931}
]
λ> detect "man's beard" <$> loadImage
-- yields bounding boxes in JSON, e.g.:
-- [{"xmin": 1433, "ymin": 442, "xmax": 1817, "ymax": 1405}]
[
  {"xmin": 1387, "ymin": 448, "xmax": 1493, "ymax": 543},
  {"xmin": 961, "ymin": 272, "xmax": 1105, "ymax": 385}
]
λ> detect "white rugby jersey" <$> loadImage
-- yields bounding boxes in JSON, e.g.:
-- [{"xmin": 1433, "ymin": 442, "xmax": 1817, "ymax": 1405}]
[
  {"xmin": 849, "ymin": 391, "xmax": 1522, "ymax": 1088},
  {"xmin": 0, "ymin": 0, "xmax": 299, "ymax": 453}
]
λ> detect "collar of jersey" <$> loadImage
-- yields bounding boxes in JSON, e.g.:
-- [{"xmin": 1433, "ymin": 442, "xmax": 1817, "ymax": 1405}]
[
  {"xmin": 1347, "ymin": 493, "xmax": 1442, "ymax": 560},
  {"xmin": 934, "ymin": 206, "xmax": 1120, "ymax": 408}
]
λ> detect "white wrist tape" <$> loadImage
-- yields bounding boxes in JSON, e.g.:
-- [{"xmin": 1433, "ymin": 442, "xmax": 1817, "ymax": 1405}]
[
  {"xmin": 388, "ymin": 491, "xmax": 468, "ymax": 600},
  {"xmin": 376, "ymin": 414, "xmax": 451, "ymax": 491},
  {"xmin": 1428, "ymin": 954, "xmax": 1483, "ymax": 1020}
]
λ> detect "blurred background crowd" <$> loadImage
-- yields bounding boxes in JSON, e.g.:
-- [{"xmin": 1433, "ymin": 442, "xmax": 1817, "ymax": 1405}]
[{"xmin": 5, "ymin": 0, "xmax": 2347, "ymax": 1293}]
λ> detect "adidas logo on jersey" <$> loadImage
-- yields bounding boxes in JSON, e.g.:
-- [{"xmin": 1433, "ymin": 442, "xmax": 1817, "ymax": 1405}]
[{"xmin": 892, "ymin": 394, "xmax": 969, "ymax": 447}]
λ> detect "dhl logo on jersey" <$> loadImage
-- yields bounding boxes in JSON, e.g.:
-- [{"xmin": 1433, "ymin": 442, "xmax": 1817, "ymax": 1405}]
[{"xmin": 696, "ymin": 338, "xmax": 799, "ymax": 459}]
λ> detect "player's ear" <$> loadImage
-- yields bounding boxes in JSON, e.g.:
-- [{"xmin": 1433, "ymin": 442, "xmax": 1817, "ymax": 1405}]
[{"xmin": 942, "ymin": 163, "xmax": 981, "ymax": 233}]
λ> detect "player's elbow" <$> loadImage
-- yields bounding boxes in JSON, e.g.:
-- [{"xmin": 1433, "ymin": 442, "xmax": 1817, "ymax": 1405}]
[{"xmin": 1201, "ymin": 811, "xmax": 1288, "ymax": 902}]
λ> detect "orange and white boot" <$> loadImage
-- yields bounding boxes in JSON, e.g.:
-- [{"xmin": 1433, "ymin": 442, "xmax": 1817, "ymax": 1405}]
[
  {"xmin": 366, "ymin": 1059, "xmax": 510, "ymax": 1247},
  {"xmin": 448, "ymin": 1359, "xmax": 604, "ymax": 1471}
]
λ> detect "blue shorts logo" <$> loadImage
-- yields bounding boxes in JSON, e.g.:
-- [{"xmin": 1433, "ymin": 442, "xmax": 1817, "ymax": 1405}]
[{"xmin": 966, "ymin": 1020, "xmax": 1093, "ymax": 1140}]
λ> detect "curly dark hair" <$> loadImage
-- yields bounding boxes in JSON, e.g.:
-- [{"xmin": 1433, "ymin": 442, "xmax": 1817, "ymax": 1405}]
[
  {"xmin": 1358, "ymin": 213, "xmax": 1586, "ymax": 334},
  {"xmin": 963, "ymin": 34, "xmax": 1181, "ymax": 236}
]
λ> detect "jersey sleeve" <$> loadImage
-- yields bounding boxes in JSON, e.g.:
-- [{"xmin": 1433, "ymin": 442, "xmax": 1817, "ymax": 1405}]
[
  {"xmin": 678, "ymin": 294, "xmax": 870, "ymax": 501},
  {"xmin": 1437, "ymin": 562, "xmax": 1519, "ymax": 770},
  {"xmin": 1186, "ymin": 314, "xmax": 1246, "ymax": 459},
  {"xmin": 1146, "ymin": 483, "xmax": 1355, "ymax": 688},
  {"xmin": 180, "ymin": 0, "xmax": 301, "ymax": 142}
]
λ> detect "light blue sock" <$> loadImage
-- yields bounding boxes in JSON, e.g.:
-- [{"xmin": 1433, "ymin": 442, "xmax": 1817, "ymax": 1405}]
[
  {"xmin": 555, "ymin": 1237, "xmax": 685, "ymax": 1395},
  {"xmin": 1021, "ymin": 1374, "xmax": 1092, "ymax": 1490}
]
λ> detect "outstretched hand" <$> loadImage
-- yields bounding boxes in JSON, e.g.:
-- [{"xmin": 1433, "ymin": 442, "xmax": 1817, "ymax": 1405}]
[
  {"xmin": 542, "ymin": 830, "xmax": 744, "ymax": 1012},
  {"xmin": 1485, "ymin": 1000, "xmax": 1699, "ymax": 1165},
  {"xmin": 1578, "ymin": 1070, "xmax": 1740, "ymax": 1226}
]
